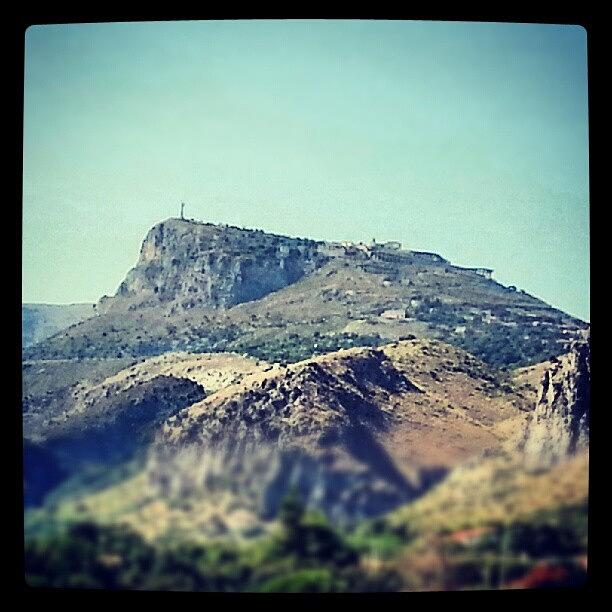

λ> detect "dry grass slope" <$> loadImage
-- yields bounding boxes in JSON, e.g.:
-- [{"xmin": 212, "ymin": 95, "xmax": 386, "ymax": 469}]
[{"xmin": 387, "ymin": 450, "xmax": 588, "ymax": 534}]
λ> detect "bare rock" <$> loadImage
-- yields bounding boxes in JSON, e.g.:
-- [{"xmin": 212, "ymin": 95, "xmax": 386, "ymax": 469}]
[{"xmin": 522, "ymin": 337, "xmax": 590, "ymax": 470}]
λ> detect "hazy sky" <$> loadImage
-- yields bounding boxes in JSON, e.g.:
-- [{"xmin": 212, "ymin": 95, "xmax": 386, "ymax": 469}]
[{"xmin": 23, "ymin": 20, "xmax": 589, "ymax": 321}]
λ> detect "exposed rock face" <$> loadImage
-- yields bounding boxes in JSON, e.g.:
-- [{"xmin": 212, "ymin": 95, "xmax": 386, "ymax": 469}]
[
  {"xmin": 101, "ymin": 218, "xmax": 328, "ymax": 311},
  {"xmin": 147, "ymin": 439, "xmax": 420, "ymax": 525},
  {"xmin": 522, "ymin": 338, "xmax": 590, "ymax": 470}
]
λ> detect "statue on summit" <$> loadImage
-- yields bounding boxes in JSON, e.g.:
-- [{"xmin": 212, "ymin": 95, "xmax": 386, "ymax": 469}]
[{"xmin": 180, "ymin": 202, "xmax": 185, "ymax": 220}]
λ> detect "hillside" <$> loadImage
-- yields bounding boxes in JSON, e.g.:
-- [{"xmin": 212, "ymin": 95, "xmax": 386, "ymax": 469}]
[
  {"xmin": 23, "ymin": 351, "xmax": 265, "ymax": 444},
  {"xmin": 22, "ymin": 351, "xmax": 265, "ymax": 507},
  {"xmin": 32, "ymin": 339, "xmax": 534, "ymax": 541},
  {"xmin": 387, "ymin": 449, "xmax": 588, "ymax": 536},
  {"xmin": 21, "ymin": 218, "xmax": 589, "ymax": 582},
  {"xmin": 386, "ymin": 338, "xmax": 590, "ymax": 535},
  {"xmin": 24, "ymin": 218, "xmax": 587, "ymax": 369}
]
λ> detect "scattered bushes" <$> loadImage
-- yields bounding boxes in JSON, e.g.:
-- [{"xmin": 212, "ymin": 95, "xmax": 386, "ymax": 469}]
[{"xmin": 225, "ymin": 332, "xmax": 385, "ymax": 364}]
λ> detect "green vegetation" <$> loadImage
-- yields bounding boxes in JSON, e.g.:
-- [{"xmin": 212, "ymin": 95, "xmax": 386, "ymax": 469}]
[
  {"xmin": 346, "ymin": 517, "xmax": 413, "ymax": 559},
  {"xmin": 454, "ymin": 325, "xmax": 564, "ymax": 369},
  {"xmin": 410, "ymin": 298, "xmax": 572, "ymax": 368},
  {"xmin": 25, "ymin": 321, "xmax": 392, "ymax": 366},
  {"xmin": 42, "ymin": 453, "xmax": 148, "ymax": 510},
  {"xmin": 471, "ymin": 504, "xmax": 588, "ymax": 559},
  {"xmin": 23, "ymin": 293, "xmax": 584, "ymax": 369},
  {"xmin": 24, "ymin": 500, "xmax": 588, "ymax": 591},
  {"xmin": 225, "ymin": 332, "xmax": 386, "ymax": 364},
  {"xmin": 24, "ymin": 493, "xmax": 401, "ymax": 592}
]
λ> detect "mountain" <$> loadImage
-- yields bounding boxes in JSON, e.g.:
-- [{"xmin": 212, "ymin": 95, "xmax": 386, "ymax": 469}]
[
  {"xmin": 24, "ymin": 218, "xmax": 587, "ymax": 368},
  {"xmin": 21, "ymin": 217, "xmax": 589, "ymax": 591},
  {"xmin": 22, "ymin": 303, "xmax": 94, "ymax": 347}
]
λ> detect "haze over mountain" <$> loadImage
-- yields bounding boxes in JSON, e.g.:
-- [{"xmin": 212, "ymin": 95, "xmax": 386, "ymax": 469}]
[{"xmin": 22, "ymin": 303, "xmax": 94, "ymax": 347}]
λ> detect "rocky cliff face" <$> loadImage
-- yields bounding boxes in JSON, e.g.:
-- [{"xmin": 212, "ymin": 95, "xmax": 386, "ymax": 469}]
[
  {"xmin": 522, "ymin": 337, "xmax": 590, "ymax": 470},
  {"xmin": 101, "ymin": 218, "xmax": 328, "ymax": 311},
  {"xmin": 146, "ymin": 438, "xmax": 419, "ymax": 525}
]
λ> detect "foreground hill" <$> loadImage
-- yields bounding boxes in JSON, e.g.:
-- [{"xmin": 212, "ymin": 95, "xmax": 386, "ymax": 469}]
[
  {"xmin": 24, "ymin": 218, "xmax": 587, "ymax": 368},
  {"xmin": 22, "ymin": 303, "xmax": 94, "ymax": 347},
  {"xmin": 24, "ymin": 339, "xmax": 589, "ymax": 591},
  {"xmin": 31, "ymin": 339, "xmax": 534, "ymax": 541},
  {"xmin": 150, "ymin": 340, "xmax": 529, "ymax": 522},
  {"xmin": 361, "ymin": 338, "xmax": 590, "ymax": 590}
]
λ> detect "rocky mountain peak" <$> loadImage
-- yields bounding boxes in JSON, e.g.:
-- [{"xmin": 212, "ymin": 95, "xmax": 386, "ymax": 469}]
[{"xmin": 101, "ymin": 218, "xmax": 327, "ymax": 312}]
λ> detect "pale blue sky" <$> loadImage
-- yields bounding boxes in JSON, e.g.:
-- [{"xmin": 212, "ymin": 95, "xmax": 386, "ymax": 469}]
[{"xmin": 23, "ymin": 20, "xmax": 589, "ymax": 320}]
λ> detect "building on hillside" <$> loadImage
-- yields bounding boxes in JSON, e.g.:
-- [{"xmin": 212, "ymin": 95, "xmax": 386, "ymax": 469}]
[
  {"xmin": 474, "ymin": 267, "xmax": 493, "ymax": 279},
  {"xmin": 456, "ymin": 266, "xmax": 494, "ymax": 279},
  {"xmin": 380, "ymin": 309, "xmax": 406, "ymax": 320},
  {"xmin": 318, "ymin": 242, "xmax": 346, "ymax": 257},
  {"xmin": 355, "ymin": 243, "xmax": 373, "ymax": 257},
  {"xmin": 410, "ymin": 251, "xmax": 449, "ymax": 264},
  {"xmin": 371, "ymin": 240, "xmax": 402, "ymax": 251}
]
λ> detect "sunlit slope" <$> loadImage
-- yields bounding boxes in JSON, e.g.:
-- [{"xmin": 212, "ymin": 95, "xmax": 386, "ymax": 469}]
[
  {"xmin": 387, "ymin": 449, "xmax": 587, "ymax": 536},
  {"xmin": 387, "ymin": 338, "xmax": 590, "ymax": 535}
]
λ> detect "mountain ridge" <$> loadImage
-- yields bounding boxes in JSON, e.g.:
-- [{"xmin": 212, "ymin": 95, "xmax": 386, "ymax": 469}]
[{"xmin": 24, "ymin": 218, "xmax": 587, "ymax": 369}]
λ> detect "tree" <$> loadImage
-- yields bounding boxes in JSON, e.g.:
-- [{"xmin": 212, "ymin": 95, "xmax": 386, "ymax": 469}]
[
  {"xmin": 278, "ymin": 488, "xmax": 305, "ymax": 542},
  {"xmin": 273, "ymin": 491, "xmax": 358, "ymax": 567}
]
